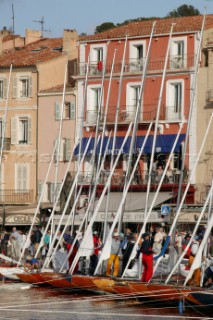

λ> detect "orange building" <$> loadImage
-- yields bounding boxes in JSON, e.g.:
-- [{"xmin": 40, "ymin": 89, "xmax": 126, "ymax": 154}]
[{"xmin": 74, "ymin": 15, "xmax": 213, "ymax": 209}]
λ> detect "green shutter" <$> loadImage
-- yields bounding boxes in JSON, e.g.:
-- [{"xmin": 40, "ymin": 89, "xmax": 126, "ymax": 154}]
[
  {"xmin": 28, "ymin": 77, "xmax": 33, "ymax": 97},
  {"xmin": 3, "ymin": 79, "xmax": 7, "ymax": 99},
  {"xmin": 12, "ymin": 77, "xmax": 17, "ymax": 98},
  {"xmin": 11, "ymin": 117, "xmax": 17, "ymax": 144},
  {"xmin": 55, "ymin": 103, "xmax": 60, "ymax": 120},
  {"xmin": 70, "ymin": 102, "xmax": 75, "ymax": 119},
  {"xmin": 64, "ymin": 138, "xmax": 71, "ymax": 162},
  {"xmin": 28, "ymin": 117, "xmax": 32, "ymax": 144}
]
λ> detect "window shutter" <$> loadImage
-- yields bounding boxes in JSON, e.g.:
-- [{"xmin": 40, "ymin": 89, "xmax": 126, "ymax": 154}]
[
  {"xmin": 54, "ymin": 139, "xmax": 58, "ymax": 163},
  {"xmin": 70, "ymin": 102, "xmax": 75, "ymax": 119},
  {"xmin": 28, "ymin": 117, "xmax": 32, "ymax": 144},
  {"xmin": 64, "ymin": 138, "xmax": 71, "ymax": 162},
  {"xmin": 28, "ymin": 77, "xmax": 33, "ymax": 97},
  {"xmin": 11, "ymin": 117, "xmax": 17, "ymax": 145},
  {"xmin": 12, "ymin": 77, "xmax": 18, "ymax": 98},
  {"xmin": 3, "ymin": 79, "xmax": 7, "ymax": 99},
  {"xmin": 22, "ymin": 165, "xmax": 27, "ymax": 190},
  {"xmin": 17, "ymin": 165, "xmax": 22, "ymax": 190},
  {"xmin": 38, "ymin": 181, "xmax": 42, "ymax": 200},
  {"xmin": 55, "ymin": 103, "xmax": 60, "ymax": 120}
]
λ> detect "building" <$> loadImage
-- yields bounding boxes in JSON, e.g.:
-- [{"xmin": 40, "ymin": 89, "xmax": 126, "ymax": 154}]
[
  {"xmin": 74, "ymin": 15, "xmax": 213, "ymax": 220},
  {"xmin": 0, "ymin": 29, "xmax": 78, "ymax": 227}
]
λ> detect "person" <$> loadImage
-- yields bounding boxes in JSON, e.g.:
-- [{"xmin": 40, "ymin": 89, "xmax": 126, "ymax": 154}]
[
  {"xmin": 151, "ymin": 160, "xmax": 158, "ymax": 183},
  {"xmin": 203, "ymin": 265, "xmax": 213, "ymax": 288},
  {"xmin": 1, "ymin": 230, "xmax": 9, "ymax": 256},
  {"xmin": 121, "ymin": 233, "xmax": 135, "ymax": 274},
  {"xmin": 89, "ymin": 231, "xmax": 102, "ymax": 275},
  {"xmin": 24, "ymin": 255, "xmax": 39, "ymax": 272},
  {"xmin": 166, "ymin": 167, "xmax": 173, "ymax": 183},
  {"xmin": 155, "ymin": 165, "xmax": 163, "ymax": 183},
  {"xmin": 152, "ymin": 226, "xmax": 163, "ymax": 255},
  {"xmin": 34, "ymin": 226, "xmax": 43, "ymax": 257},
  {"xmin": 175, "ymin": 230, "xmax": 183, "ymax": 255},
  {"xmin": 106, "ymin": 232, "xmax": 121, "ymax": 277},
  {"xmin": 52, "ymin": 241, "xmax": 69, "ymax": 273},
  {"xmin": 139, "ymin": 233, "xmax": 153, "ymax": 282},
  {"xmin": 10, "ymin": 227, "xmax": 22, "ymax": 259},
  {"xmin": 187, "ymin": 235, "xmax": 202, "ymax": 287}
]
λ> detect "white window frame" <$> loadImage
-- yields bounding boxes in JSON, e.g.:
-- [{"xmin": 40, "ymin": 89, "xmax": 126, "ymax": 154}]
[
  {"xmin": 15, "ymin": 163, "xmax": 29, "ymax": 191},
  {"xmin": 129, "ymin": 40, "xmax": 146, "ymax": 72},
  {"xmin": 126, "ymin": 82, "xmax": 142, "ymax": 121},
  {"xmin": 90, "ymin": 44, "xmax": 106, "ymax": 74},
  {"xmin": 87, "ymin": 84, "xmax": 102, "ymax": 124},
  {"xmin": 11, "ymin": 115, "xmax": 32, "ymax": 145},
  {"xmin": 12, "ymin": 74, "xmax": 32, "ymax": 99},
  {"xmin": 166, "ymin": 79, "xmax": 184, "ymax": 121},
  {"xmin": 0, "ymin": 77, "xmax": 7, "ymax": 99},
  {"xmin": 170, "ymin": 36, "xmax": 187, "ymax": 69}
]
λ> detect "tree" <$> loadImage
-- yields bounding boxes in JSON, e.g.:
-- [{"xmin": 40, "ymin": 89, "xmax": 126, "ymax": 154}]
[
  {"xmin": 167, "ymin": 4, "xmax": 200, "ymax": 17},
  {"xmin": 95, "ymin": 22, "xmax": 116, "ymax": 34}
]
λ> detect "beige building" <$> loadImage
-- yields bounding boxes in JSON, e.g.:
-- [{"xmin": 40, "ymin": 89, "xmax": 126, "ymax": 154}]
[{"xmin": 0, "ymin": 29, "xmax": 78, "ymax": 224}]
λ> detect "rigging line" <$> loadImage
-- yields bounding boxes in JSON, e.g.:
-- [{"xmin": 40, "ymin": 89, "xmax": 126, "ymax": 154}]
[{"xmin": 0, "ymin": 308, "xmax": 209, "ymax": 319}]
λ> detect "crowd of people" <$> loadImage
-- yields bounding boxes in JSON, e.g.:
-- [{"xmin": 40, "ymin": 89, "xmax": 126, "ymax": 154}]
[{"xmin": 0, "ymin": 224, "xmax": 212, "ymax": 287}]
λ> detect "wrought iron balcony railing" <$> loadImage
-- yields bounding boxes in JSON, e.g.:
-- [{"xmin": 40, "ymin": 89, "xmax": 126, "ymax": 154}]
[
  {"xmin": 74, "ymin": 53, "xmax": 196, "ymax": 77},
  {"xmin": 0, "ymin": 138, "xmax": 11, "ymax": 151},
  {"xmin": 84, "ymin": 104, "xmax": 184, "ymax": 125},
  {"xmin": 0, "ymin": 189, "xmax": 33, "ymax": 204},
  {"xmin": 77, "ymin": 169, "xmax": 189, "ymax": 186}
]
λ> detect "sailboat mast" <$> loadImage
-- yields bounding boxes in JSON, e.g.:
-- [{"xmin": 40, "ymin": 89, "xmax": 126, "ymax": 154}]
[
  {"xmin": 118, "ymin": 22, "xmax": 156, "ymax": 231},
  {"xmin": 144, "ymin": 24, "xmax": 175, "ymax": 218},
  {"xmin": 0, "ymin": 65, "xmax": 12, "ymax": 169},
  {"xmin": 54, "ymin": 60, "xmax": 68, "ymax": 201},
  {"xmin": 176, "ymin": 14, "xmax": 206, "ymax": 209}
]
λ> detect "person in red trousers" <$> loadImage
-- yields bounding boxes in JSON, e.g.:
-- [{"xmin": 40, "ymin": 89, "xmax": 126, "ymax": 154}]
[{"xmin": 140, "ymin": 232, "xmax": 153, "ymax": 282}]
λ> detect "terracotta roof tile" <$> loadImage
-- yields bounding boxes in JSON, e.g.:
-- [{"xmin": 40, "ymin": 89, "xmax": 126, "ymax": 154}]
[
  {"xmin": 0, "ymin": 37, "xmax": 63, "ymax": 67},
  {"xmin": 2, "ymin": 35, "xmax": 20, "ymax": 42},
  {"xmin": 79, "ymin": 15, "xmax": 213, "ymax": 42},
  {"xmin": 39, "ymin": 84, "xmax": 74, "ymax": 93}
]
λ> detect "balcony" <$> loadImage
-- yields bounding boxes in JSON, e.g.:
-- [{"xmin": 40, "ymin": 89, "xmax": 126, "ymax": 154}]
[
  {"xmin": 0, "ymin": 189, "xmax": 34, "ymax": 204},
  {"xmin": 0, "ymin": 138, "xmax": 11, "ymax": 151},
  {"xmin": 77, "ymin": 169, "xmax": 189, "ymax": 186},
  {"xmin": 84, "ymin": 104, "xmax": 183, "ymax": 126},
  {"xmin": 74, "ymin": 53, "xmax": 195, "ymax": 77}
]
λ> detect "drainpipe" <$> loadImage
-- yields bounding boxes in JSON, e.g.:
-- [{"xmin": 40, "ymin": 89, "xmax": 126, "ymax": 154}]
[{"xmin": 36, "ymin": 67, "xmax": 39, "ymax": 204}]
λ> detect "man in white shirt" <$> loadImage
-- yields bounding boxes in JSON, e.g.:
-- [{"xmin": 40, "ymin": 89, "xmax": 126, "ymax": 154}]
[{"xmin": 153, "ymin": 226, "xmax": 163, "ymax": 255}]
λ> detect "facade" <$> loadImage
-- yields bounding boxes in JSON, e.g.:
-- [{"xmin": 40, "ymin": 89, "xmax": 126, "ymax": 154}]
[
  {"xmin": 74, "ymin": 15, "xmax": 213, "ymax": 211},
  {"xmin": 38, "ymin": 84, "xmax": 76, "ymax": 208},
  {"xmin": 0, "ymin": 29, "xmax": 78, "ymax": 225}
]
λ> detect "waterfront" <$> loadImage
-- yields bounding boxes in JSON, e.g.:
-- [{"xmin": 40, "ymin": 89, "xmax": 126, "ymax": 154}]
[{"xmin": 0, "ymin": 282, "xmax": 212, "ymax": 320}]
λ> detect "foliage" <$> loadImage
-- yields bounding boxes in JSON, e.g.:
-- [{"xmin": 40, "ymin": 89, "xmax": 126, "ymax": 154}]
[
  {"xmin": 167, "ymin": 4, "xmax": 200, "ymax": 17},
  {"xmin": 95, "ymin": 22, "xmax": 116, "ymax": 34}
]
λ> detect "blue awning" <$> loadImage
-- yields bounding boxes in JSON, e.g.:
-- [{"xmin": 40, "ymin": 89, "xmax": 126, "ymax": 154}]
[{"xmin": 74, "ymin": 134, "xmax": 185, "ymax": 156}]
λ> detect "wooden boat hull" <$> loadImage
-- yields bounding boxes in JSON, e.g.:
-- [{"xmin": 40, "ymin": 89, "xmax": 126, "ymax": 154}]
[
  {"xmin": 16, "ymin": 272, "xmax": 47, "ymax": 286},
  {"xmin": 37, "ymin": 272, "xmax": 73, "ymax": 288},
  {"xmin": 71, "ymin": 275, "xmax": 101, "ymax": 291}
]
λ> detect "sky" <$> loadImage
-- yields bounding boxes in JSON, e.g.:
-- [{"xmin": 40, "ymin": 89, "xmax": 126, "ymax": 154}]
[{"xmin": 0, "ymin": 0, "xmax": 213, "ymax": 38}]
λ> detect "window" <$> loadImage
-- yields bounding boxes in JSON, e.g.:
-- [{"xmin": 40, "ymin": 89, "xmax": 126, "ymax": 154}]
[
  {"xmin": 55, "ymin": 101, "xmax": 76, "ymax": 120},
  {"xmin": 0, "ymin": 78, "xmax": 7, "ymax": 99},
  {"xmin": 11, "ymin": 116, "xmax": 32, "ymax": 145},
  {"xmin": 90, "ymin": 45, "xmax": 106, "ymax": 75},
  {"xmin": 126, "ymin": 83, "xmax": 142, "ymax": 121},
  {"xmin": 166, "ymin": 80, "xmax": 184, "ymax": 121},
  {"xmin": 54, "ymin": 138, "xmax": 71, "ymax": 162},
  {"xmin": 170, "ymin": 38, "xmax": 186, "ymax": 69},
  {"xmin": 19, "ymin": 118, "xmax": 28, "ymax": 144},
  {"xmin": 12, "ymin": 75, "xmax": 32, "ymax": 98},
  {"xmin": 129, "ymin": 41, "xmax": 145, "ymax": 72},
  {"xmin": 15, "ymin": 164, "xmax": 28, "ymax": 190},
  {"xmin": 87, "ymin": 86, "xmax": 102, "ymax": 124}
]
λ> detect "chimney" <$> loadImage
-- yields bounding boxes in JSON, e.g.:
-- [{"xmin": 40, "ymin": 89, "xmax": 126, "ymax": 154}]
[
  {"xmin": 63, "ymin": 29, "xmax": 78, "ymax": 60},
  {"xmin": 25, "ymin": 29, "xmax": 42, "ymax": 45}
]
